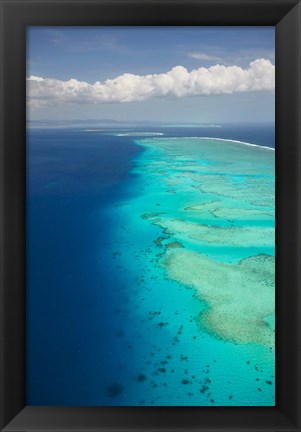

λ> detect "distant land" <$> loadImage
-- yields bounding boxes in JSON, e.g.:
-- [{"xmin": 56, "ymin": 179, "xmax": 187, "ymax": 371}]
[{"xmin": 28, "ymin": 119, "xmax": 274, "ymax": 129}]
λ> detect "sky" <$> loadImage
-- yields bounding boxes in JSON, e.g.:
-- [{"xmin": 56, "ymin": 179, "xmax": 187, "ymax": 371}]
[{"xmin": 27, "ymin": 27, "xmax": 275, "ymax": 124}]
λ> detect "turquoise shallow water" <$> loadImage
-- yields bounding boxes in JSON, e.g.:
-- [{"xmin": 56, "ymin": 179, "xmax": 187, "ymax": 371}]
[
  {"xmin": 104, "ymin": 136, "xmax": 275, "ymax": 406},
  {"xmin": 27, "ymin": 127, "xmax": 275, "ymax": 406}
]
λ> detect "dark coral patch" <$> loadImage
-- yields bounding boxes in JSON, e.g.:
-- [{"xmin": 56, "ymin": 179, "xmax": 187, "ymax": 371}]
[
  {"xmin": 154, "ymin": 236, "xmax": 168, "ymax": 247},
  {"xmin": 141, "ymin": 212, "xmax": 161, "ymax": 219},
  {"xmin": 157, "ymin": 322, "xmax": 168, "ymax": 328},
  {"xmin": 200, "ymin": 385, "xmax": 209, "ymax": 394},
  {"xmin": 106, "ymin": 383, "xmax": 123, "ymax": 398},
  {"xmin": 136, "ymin": 374, "xmax": 147, "ymax": 383},
  {"xmin": 165, "ymin": 242, "xmax": 184, "ymax": 249}
]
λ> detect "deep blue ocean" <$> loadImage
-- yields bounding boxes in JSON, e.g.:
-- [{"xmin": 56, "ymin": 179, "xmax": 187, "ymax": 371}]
[{"xmin": 26, "ymin": 123, "xmax": 275, "ymax": 405}]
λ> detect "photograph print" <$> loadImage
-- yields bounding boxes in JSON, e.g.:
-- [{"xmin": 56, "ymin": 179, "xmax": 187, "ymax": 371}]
[{"xmin": 26, "ymin": 26, "xmax": 275, "ymax": 406}]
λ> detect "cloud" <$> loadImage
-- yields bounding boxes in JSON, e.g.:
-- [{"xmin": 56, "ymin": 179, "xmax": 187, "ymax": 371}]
[
  {"xmin": 27, "ymin": 59, "xmax": 275, "ymax": 108},
  {"xmin": 188, "ymin": 52, "xmax": 222, "ymax": 61}
]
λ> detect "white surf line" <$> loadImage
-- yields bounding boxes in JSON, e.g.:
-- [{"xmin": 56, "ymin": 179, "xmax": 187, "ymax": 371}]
[
  {"xmin": 115, "ymin": 132, "xmax": 164, "ymax": 136},
  {"xmin": 145, "ymin": 135, "xmax": 275, "ymax": 151},
  {"xmin": 84, "ymin": 129, "xmax": 105, "ymax": 132},
  {"xmin": 188, "ymin": 136, "xmax": 275, "ymax": 151}
]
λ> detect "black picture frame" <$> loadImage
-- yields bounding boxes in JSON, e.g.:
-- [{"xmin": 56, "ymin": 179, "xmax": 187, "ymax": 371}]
[{"xmin": 0, "ymin": 0, "xmax": 300, "ymax": 431}]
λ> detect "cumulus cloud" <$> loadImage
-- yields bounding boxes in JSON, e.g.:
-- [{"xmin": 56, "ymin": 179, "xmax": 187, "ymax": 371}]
[
  {"xmin": 27, "ymin": 58, "xmax": 275, "ymax": 108},
  {"xmin": 188, "ymin": 52, "xmax": 221, "ymax": 61}
]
